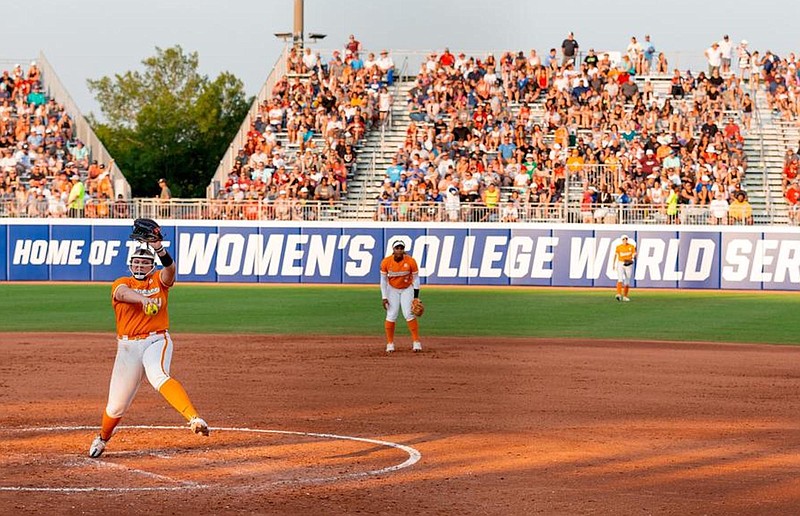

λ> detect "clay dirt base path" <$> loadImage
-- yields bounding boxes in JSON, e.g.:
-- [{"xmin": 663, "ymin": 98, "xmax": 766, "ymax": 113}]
[{"xmin": 3, "ymin": 334, "xmax": 800, "ymax": 515}]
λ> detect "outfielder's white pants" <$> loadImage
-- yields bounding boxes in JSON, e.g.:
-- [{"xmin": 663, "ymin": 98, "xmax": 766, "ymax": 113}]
[
  {"xmin": 105, "ymin": 332, "xmax": 173, "ymax": 418},
  {"xmin": 385, "ymin": 285, "xmax": 415, "ymax": 322},
  {"xmin": 616, "ymin": 263, "xmax": 633, "ymax": 286}
]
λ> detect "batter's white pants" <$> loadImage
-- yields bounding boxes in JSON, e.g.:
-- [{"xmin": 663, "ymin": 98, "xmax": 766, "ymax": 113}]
[
  {"xmin": 616, "ymin": 263, "xmax": 633, "ymax": 286},
  {"xmin": 385, "ymin": 285, "xmax": 415, "ymax": 322},
  {"xmin": 105, "ymin": 331, "xmax": 173, "ymax": 418}
]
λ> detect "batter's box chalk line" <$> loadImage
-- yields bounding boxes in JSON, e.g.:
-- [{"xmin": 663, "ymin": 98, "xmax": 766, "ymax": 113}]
[{"xmin": 0, "ymin": 425, "xmax": 422, "ymax": 493}]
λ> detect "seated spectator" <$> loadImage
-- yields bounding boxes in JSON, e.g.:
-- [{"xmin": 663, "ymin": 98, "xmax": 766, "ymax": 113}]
[{"xmin": 728, "ymin": 191, "xmax": 753, "ymax": 225}]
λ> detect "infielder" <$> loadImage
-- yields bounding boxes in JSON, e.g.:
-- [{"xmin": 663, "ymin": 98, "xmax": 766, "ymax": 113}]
[
  {"xmin": 380, "ymin": 240, "xmax": 423, "ymax": 353},
  {"xmin": 89, "ymin": 223, "xmax": 209, "ymax": 458},
  {"xmin": 613, "ymin": 234, "xmax": 636, "ymax": 302}
]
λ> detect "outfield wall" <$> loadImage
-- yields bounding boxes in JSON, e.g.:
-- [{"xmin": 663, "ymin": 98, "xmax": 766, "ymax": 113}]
[{"xmin": 2, "ymin": 220, "xmax": 800, "ymax": 290}]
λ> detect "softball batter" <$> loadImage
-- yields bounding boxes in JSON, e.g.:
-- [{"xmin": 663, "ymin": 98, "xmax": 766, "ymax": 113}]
[
  {"xmin": 380, "ymin": 240, "xmax": 422, "ymax": 353},
  {"xmin": 89, "ymin": 237, "xmax": 209, "ymax": 458},
  {"xmin": 613, "ymin": 234, "xmax": 636, "ymax": 302}
]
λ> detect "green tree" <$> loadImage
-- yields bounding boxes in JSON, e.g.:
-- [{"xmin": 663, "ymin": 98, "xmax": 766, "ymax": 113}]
[{"xmin": 88, "ymin": 45, "xmax": 251, "ymax": 197}]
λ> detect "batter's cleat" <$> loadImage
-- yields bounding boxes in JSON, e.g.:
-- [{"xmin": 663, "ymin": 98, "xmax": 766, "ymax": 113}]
[
  {"xmin": 385, "ymin": 342, "xmax": 395, "ymax": 353},
  {"xmin": 622, "ymin": 296, "xmax": 631, "ymax": 302},
  {"xmin": 412, "ymin": 341, "xmax": 423, "ymax": 352},
  {"xmin": 190, "ymin": 417, "xmax": 210, "ymax": 436},
  {"xmin": 89, "ymin": 435, "xmax": 107, "ymax": 458},
  {"xmin": 615, "ymin": 294, "xmax": 621, "ymax": 301}
]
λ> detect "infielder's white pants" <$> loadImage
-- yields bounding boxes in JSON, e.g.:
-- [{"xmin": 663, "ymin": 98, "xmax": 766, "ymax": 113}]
[
  {"xmin": 385, "ymin": 285, "xmax": 415, "ymax": 322},
  {"xmin": 105, "ymin": 332, "xmax": 173, "ymax": 418},
  {"xmin": 616, "ymin": 263, "xmax": 633, "ymax": 286}
]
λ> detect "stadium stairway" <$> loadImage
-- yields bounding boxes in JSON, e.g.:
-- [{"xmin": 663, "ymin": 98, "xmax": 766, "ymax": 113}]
[
  {"xmin": 339, "ymin": 74, "xmax": 798, "ymax": 223},
  {"xmin": 338, "ymin": 79, "xmax": 416, "ymax": 219},
  {"xmin": 745, "ymin": 88, "xmax": 800, "ymax": 223}
]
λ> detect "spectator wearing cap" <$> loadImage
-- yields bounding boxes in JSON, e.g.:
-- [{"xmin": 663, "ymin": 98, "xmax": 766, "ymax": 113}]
[
  {"xmin": 737, "ymin": 40, "xmax": 751, "ymax": 81},
  {"xmin": 67, "ymin": 174, "xmax": 85, "ymax": 218},
  {"xmin": 695, "ymin": 174, "xmax": 713, "ymax": 205},
  {"xmin": 642, "ymin": 35, "xmax": 656, "ymax": 74},
  {"xmin": 438, "ymin": 48, "xmax": 456, "ymax": 70},
  {"xmin": 158, "ymin": 177, "xmax": 172, "ymax": 218},
  {"xmin": 561, "ymin": 32, "xmax": 579, "ymax": 67},
  {"xmin": 718, "ymin": 35, "xmax": 733, "ymax": 74},
  {"xmin": 705, "ymin": 41, "xmax": 723, "ymax": 75},
  {"xmin": 377, "ymin": 50, "xmax": 395, "ymax": 85},
  {"xmin": 96, "ymin": 162, "xmax": 114, "ymax": 199},
  {"xmin": 158, "ymin": 178, "xmax": 172, "ymax": 199}
]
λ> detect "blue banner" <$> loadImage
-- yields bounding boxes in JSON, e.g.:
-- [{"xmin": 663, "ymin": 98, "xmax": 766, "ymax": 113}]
[{"xmin": 2, "ymin": 221, "xmax": 799, "ymax": 290}]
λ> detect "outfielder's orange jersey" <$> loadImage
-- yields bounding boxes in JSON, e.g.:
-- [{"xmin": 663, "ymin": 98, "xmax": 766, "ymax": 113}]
[
  {"xmin": 111, "ymin": 271, "xmax": 171, "ymax": 339},
  {"xmin": 615, "ymin": 243, "xmax": 636, "ymax": 263},
  {"xmin": 380, "ymin": 254, "xmax": 418, "ymax": 289}
]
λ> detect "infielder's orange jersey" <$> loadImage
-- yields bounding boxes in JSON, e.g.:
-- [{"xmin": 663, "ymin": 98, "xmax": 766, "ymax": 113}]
[
  {"xmin": 380, "ymin": 254, "xmax": 418, "ymax": 289},
  {"xmin": 615, "ymin": 242, "xmax": 636, "ymax": 263},
  {"xmin": 111, "ymin": 271, "xmax": 171, "ymax": 338}
]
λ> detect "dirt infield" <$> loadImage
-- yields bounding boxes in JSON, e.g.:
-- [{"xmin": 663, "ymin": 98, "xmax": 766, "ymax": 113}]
[{"xmin": 3, "ymin": 333, "xmax": 800, "ymax": 515}]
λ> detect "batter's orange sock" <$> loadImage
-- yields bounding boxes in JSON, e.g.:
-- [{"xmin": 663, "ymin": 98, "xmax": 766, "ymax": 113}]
[
  {"xmin": 616, "ymin": 283, "xmax": 622, "ymax": 295},
  {"xmin": 407, "ymin": 318, "xmax": 420, "ymax": 341},
  {"xmin": 624, "ymin": 285, "xmax": 630, "ymax": 296},
  {"xmin": 99, "ymin": 411, "xmax": 121, "ymax": 441},
  {"xmin": 158, "ymin": 378, "xmax": 199, "ymax": 422},
  {"xmin": 385, "ymin": 320, "xmax": 396, "ymax": 343}
]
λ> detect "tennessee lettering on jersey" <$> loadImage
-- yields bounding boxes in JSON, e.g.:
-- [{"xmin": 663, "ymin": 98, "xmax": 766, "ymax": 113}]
[
  {"xmin": 112, "ymin": 271, "xmax": 171, "ymax": 338},
  {"xmin": 380, "ymin": 254, "xmax": 418, "ymax": 289},
  {"xmin": 615, "ymin": 243, "xmax": 636, "ymax": 263}
]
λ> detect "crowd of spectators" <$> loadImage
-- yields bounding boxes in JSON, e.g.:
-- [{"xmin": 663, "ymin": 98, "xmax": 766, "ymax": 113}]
[
  {"xmin": 0, "ymin": 62, "xmax": 115, "ymax": 218},
  {"xmin": 375, "ymin": 33, "xmax": 762, "ymax": 224},
  {"xmin": 216, "ymin": 34, "xmax": 396, "ymax": 218}
]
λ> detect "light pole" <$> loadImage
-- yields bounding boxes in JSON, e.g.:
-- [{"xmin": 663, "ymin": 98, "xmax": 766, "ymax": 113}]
[{"xmin": 274, "ymin": 0, "xmax": 326, "ymax": 50}]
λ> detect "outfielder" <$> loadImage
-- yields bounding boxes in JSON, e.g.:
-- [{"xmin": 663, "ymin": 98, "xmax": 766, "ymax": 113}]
[
  {"xmin": 89, "ymin": 219, "xmax": 209, "ymax": 458},
  {"xmin": 613, "ymin": 234, "xmax": 636, "ymax": 302},
  {"xmin": 380, "ymin": 240, "xmax": 423, "ymax": 353}
]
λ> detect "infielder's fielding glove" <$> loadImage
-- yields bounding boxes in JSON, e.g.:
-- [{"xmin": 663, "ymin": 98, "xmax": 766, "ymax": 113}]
[
  {"xmin": 130, "ymin": 218, "xmax": 163, "ymax": 243},
  {"xmin": 411, "ymin": 298, "xmax": 425, "ymax": 317}
]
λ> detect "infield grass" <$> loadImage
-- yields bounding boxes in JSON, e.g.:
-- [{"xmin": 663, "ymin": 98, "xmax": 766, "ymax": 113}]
[{"xmin": 0, "ymin": 284, "xmax": 795, "ymax": 345}]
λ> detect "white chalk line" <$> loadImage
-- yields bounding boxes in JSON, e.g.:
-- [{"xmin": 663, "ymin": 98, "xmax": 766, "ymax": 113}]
[{"xmin": 0, "ymin": 425, "xmax": 422, "ymax": 493}]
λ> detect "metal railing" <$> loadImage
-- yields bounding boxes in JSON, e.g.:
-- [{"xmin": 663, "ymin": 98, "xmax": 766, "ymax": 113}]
[
  {"xmin": 751, "ymin": 86, "xmax": 771, "ymax": 222},
  {"xmin": 0, "ymin": 198, "xmax": 778, "ymax": 225}
]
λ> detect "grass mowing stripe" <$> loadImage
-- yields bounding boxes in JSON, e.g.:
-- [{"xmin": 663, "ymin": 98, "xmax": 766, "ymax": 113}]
[{"xmin": 0, "ymin": 284, "xmax": 795, "ymax": 345}]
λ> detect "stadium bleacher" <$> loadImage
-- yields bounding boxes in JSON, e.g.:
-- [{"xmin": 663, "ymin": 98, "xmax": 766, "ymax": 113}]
[{"xmin": 2, "ymin": 40, "xmax": 799, "ymax": 224}]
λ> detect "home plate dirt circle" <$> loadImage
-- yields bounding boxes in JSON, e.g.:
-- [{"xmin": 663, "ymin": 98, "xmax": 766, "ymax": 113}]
[{"xmin": 0, "ymin": 425, "xmax": 421, "ymax": 492}]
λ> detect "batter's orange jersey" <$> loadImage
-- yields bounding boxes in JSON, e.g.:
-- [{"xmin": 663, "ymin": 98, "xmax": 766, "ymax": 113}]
[
  {"xmin": 111, "ymin": 271, "xmax": 171, "ymax": 339},
  {"xmin": 615, "ymin": 242, "xmax": 636, "ymax": 263},
  {"xmin": 380, "ymin": 254, "xmax": 418, "ymax": 290}
]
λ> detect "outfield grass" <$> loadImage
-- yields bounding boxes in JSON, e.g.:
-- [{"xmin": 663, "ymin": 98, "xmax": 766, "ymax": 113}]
[{"xmin": 0, "ymin": 284, "xmax": 794, "ymax": 345}]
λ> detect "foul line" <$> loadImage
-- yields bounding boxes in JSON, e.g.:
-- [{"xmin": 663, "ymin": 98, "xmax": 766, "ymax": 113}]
[{"xmin": 0, "ymin": 425, "xmax": 421, "ymax": 493}]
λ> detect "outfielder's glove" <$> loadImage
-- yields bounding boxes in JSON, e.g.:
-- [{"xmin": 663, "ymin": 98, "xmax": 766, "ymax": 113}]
[
  {"xmin": 623, "ymin": 260, "xmax": 634, "ymax": 266},
  {"xmin": 411, "ymin": 298, "xmax": 425, "ymax": 317},
  {"xmin": 130, "ymin": 218, "xmax": 163, "ymax": 243}
]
